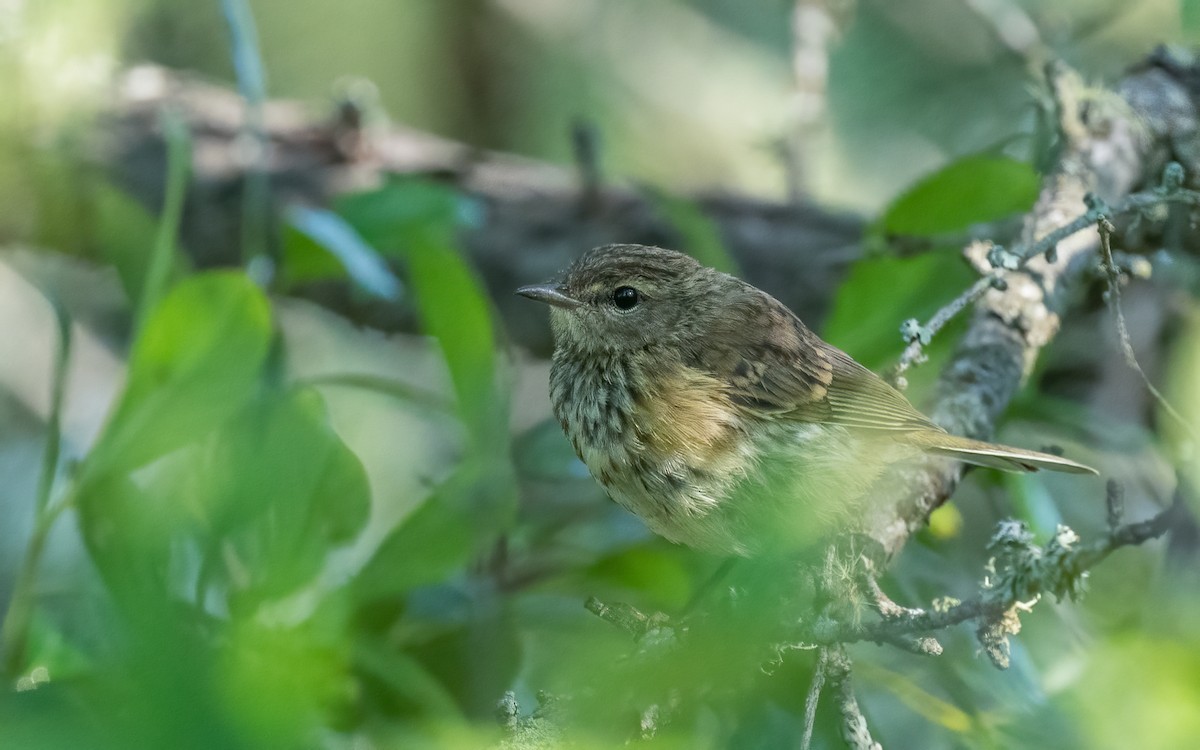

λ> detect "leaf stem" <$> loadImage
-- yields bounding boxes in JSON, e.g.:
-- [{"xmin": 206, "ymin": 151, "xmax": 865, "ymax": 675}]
[
  {"xmin": 2, "ymin": 300, "xmax": 74, "ymax": 677},
  {"xmin": 137, "ymin": 107, "xmax": 191, "ymax": 327}
]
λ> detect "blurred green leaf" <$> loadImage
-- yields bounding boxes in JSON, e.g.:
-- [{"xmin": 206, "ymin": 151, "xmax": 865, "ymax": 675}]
[
  {"xmin": 1184, "ymin": 2, "xmax": 1200, "ymax": 41},
  {"xmin": 513, "ymin": 418, "xmax": 589, "ymax": 481},
  {"xmin": 857, "ymin": 660, "xmax": 977, "ymax": 734},
  {"xmin": 354, "ymin": 636, "xmax": 464, "ymax": 719},
  {"xmin": 822, "ymin": 252, "xmax": 974, "ymax": 400},
  {"xmin": 282, "ymin": 205, "xmax": 403, "ymax": 299},
  {"xmin": 137, "ymin": 107, "xmax": 192, "ymax": 325},
  {"xmin": 644, "ymin": 187, "xmax": 739, "ymax": 274},
  {"xmin": 585, "ymin": 545, "xmax": 693, "ymax": 610},
  {"xmin": 185, "ymin": 386, "xmax": 371, "ymax": 603},
  {"xmin": 94, "ymin": 182, "xmax": 190, "ymax": 305},
  {"xmin": 880, "ymin": 155, "xmax": 1040, "ymax": 237},
  {"xmin": 27, "ymin": 153, "xmax": 90, "ymax": 253},
  {"xmin": 218, "ymin": 619, "xmax": 348, "ymax": 747},
  {"xmin": 335, "ymin": 176, "xmax": 479, "ymax": 250},
  {"xmin": 400, "ymin": 234, "xmax": 502, "ymax": 444},
  {"xmin": 1165, "ymin": 306, "xmax": 1200, "ymax": 500},
  {"xmin": 1076, "ymin": 636, "xmax": 1200, "ymax": 750},
  {"xmin": 352, "ymin": 462, "xmax": 513, "ymax": 603},
  {"xmin": 325, "ymin": 178, "xmax": 500, "ymax": 444},
  {"xmin": 85, "ymin": 272, "xmax": 272, "ymax": 479}
]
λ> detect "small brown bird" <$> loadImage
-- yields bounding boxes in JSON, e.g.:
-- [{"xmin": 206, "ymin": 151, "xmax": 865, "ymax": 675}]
[{"xmin": 518, "ymin": 244, "xmax": 1096, "ymax": 555}]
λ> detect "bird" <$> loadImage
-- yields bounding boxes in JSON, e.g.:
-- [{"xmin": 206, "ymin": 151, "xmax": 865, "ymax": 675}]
[{"xmin": 517, "ymin": 244, "xmax": 1096, "ymax": 556}]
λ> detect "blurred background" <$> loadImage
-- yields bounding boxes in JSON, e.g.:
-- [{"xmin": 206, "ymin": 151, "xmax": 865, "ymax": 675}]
[{"xmin": 1, "ymin": 0, "xmax": 1199, "ymax": 748}]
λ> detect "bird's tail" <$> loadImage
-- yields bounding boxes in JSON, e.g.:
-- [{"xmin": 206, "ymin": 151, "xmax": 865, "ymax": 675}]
[{"xmin": 906, "ymin": 430, "xmax": 1098, "ymax": 475}]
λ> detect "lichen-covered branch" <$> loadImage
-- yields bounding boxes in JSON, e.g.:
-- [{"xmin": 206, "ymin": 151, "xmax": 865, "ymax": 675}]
[
  {"xmin": 825, "ymin": 646, "xmax": 882, "ymax": 750},
  {"xmin": 803, "ymin": 483, "xmax": 1179, "ymax": 656},
  {"xmin": 863, "ymin": 57, "xmax": 1197, "ymax": 558}
]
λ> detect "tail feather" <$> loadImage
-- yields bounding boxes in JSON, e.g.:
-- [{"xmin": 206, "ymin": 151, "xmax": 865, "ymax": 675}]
[{"xmin": 907, "ymin": 431, "xmax": 1098, "ymax": 475}]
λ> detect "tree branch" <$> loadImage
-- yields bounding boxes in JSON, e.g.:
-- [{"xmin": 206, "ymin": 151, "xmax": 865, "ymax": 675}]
[
  {"xmin": 804, "ymin": 486, "xmax": 1180, "ymax": 652},
  {"xmin": 862, "ymin": 58, "xmax": 1195, "ymax": 558}
]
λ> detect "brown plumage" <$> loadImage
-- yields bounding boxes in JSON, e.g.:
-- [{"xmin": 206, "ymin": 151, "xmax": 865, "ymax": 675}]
[{"xmin": 518, "ymin": 244, "xmax": 1096, "ymax": 555}]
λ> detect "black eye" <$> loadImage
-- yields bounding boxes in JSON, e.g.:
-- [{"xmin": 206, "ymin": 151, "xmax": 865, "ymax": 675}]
[{"xmin": 612, "ymin": 286, "xmax": 639, "ymax": 310}]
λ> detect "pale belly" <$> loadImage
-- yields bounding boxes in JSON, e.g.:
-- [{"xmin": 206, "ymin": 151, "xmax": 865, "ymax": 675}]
[
  {"xmin": 550, "ymin": 353, "xmax": 912, "ymax": 555},
  {"xmin": 574, "ymin": 412, "xmax": 904, "ymax": 555}
]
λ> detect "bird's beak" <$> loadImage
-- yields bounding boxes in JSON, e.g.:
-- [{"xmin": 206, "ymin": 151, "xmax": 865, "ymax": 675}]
[{"xmin": 515, "ymin": 283, "xmax": 582, "ymax": 309}]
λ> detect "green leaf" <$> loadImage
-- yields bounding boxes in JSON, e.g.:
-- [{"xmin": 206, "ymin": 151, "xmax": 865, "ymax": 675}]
[
  {"xmin": 86, "ymin": 272, "xmax": 272, "ymax": 479},
  {"xmin": 353, "ymin": 637, "xmax": 463, "ymax": 719},
  {"xmin": 1166, "ymin": 306, "xmax": 1200, "ymax": 501},
  {"xmin": 282, "ymin": 205, "xmax": 402, "ymax": 299},
  {"xmin": 352, "ymin": 461, "xmax": 514, "ymax": 603},
  {"xmin": 822, "ymin": 252, "xmax": 974, "ymax": 400},
  {"xmin": 644, "ymin": 188, "xmax": 739, "ymax": 275},
  {"xmin": 188, "ymin": 387, "xmax": 371, "ymax": 602},
  {"xmin": 335, "ymin": 176, "xmax": 478, "ymax": 251},
  {"xmin": 93, "ymin": 182, "xmax": 191, "ymax": 305},
  {"xmin": 880, "ymin": 155, "xmax": 1039, "ymax": 237},
  {"xmin": 218, "ymin": 619, "xmax": 347, "ymax": 747},
  {"xmin": 404, "ymin": 235, "xmax": 501, "ymax": 443},
  {"xmin": 137, "ymin": 108, "xmax": 192, "ymax": 325},
  {"xmin": 324, "ymin": 178, "xmax": 499, "ymax": 445},
  {"xmin": 586, "ymin": 546, "xmax": 694, "ymax": 610}
]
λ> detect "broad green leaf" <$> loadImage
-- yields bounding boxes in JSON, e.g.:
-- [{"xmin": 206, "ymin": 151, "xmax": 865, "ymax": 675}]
[
  {"xmin": 880, "ymin": 155, "xmax": 1040, "ymax": 237},
  {"xmin": 586, "ymin": 546, "xmax": 693, "ymax": 610},
  {"xmin": 93, "ymin": 182, "xmax": 190, "ymax": 305},
  {"xmin": 644, "ymin": 188, "xmax": 739, "ymax": 274},
  {"xmin": 86, "ymin": 272, "xmax": 272, "ymax": 479},
  {"xmin": 187, "ymin": 387, "xmax": 371, "ymax": 603},
  {"xmin": 822, "ymin": 252, "xmax": 974, "ymax": 383},
  {"xmin": 218, "ymin": 619, "xmax": 347, "ymax": 747},
  {"xmin": 1076, "ymin": 638, "xmax": 1200, "ymax": 750},
  {"xmin": 352, "ymin": 461, "xmax": 514, "ymax": 603},
  {"xmin": 353, "ymin": 637, "xmax": 463, "ymax": 719},
  {"xmin": 282, "ymin": 205, "xmax": 402, "ymax": 299},
  {"xmin": 405, "ymin": 236, "xmax": 502, "ymax": 443},
  {"xmin": 327, "ymin": 178, "xmax": 500, "ymax": 445},
  {"xmin": 335, "ymin": 176, "xmax": 479, "ymax": 250},
  {"xmin": 76, "ymin": 471, "xmax": 175, "ymax": 609}
]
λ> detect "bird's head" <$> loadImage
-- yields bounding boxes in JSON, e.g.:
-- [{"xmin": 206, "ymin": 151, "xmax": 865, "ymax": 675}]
[{"xmin": 517, "ymin": 244, "xmax": 741, "ymax": 355}]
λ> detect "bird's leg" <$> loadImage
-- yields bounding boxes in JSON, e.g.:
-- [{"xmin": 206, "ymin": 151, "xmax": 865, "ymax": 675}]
[{"xmin": 861, "ymin": 568, "xmax": 924, "ymax": 620}]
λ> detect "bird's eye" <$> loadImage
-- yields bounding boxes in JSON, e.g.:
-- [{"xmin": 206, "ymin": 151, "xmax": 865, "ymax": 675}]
[{"xmin": 612, "ymin": 286, "xmax": 639, "ymax": 310}]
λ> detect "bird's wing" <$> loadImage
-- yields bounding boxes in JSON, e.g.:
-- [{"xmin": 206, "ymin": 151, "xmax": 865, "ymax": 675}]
[{"xmin": 695, "ymin": 293, "xmax": 938, "ymax": 433}]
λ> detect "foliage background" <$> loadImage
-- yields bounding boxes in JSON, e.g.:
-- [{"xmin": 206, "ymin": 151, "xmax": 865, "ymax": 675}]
[{"xmin": 1, "ymin": 1, "xmax": 1199, "ymax": 748}]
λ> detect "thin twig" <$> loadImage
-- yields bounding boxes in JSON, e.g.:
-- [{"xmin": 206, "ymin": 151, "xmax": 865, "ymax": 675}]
[
  {"xmin": 894, "ymin": 274, "xmax": 994, "ymax": 382},
  {"xmin": 584, "ymin": 597, "xmax": 658, "ymax": 639},
  {"xmin": 806, "ymin": 498, "xmax": 1177, "ymax": 648},
  {"xmin": 825, "ymin": 646, "xmax": 882, "ymax": 750},
  {"xmin": 800, "ymin": 648, "xmax": 829, "ymax": 750},
  {"xmin": 1097, "ymin": 214, "xmax": 1198, "ymax": 441},
  {"xmin": 893, "ymin": 180, "xmax": 1200, "ymax": 378}
]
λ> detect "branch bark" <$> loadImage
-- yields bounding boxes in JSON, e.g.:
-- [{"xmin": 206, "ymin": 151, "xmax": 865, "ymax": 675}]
[{"xmin": 862, "ymin": 58, "xmax": 1196, "ymax": 558}]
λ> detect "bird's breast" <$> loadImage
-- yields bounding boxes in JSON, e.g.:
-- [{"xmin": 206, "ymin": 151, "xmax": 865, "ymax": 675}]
[{"xmin": 550, "ymin": 352, "xmax": 753, "ymax": 546}]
